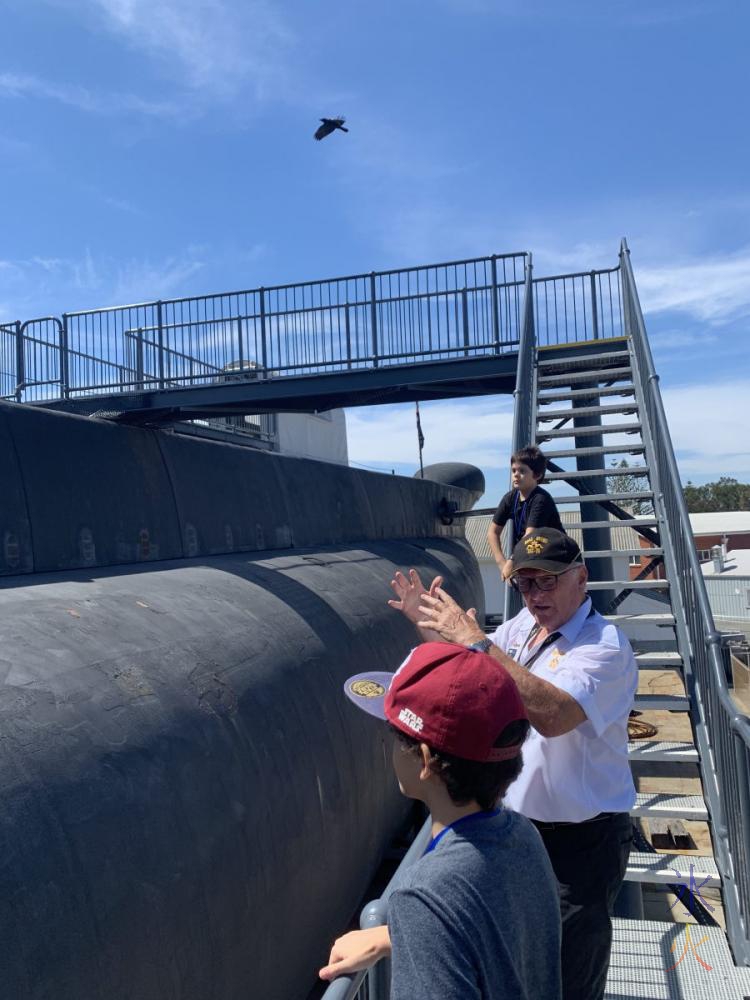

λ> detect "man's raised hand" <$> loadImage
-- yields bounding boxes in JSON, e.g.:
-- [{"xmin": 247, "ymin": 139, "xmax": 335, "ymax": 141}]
[
  {"xmin": 417, "ymin": 587, "xmax": 485, "ymax": 647},
  {"xmin": 387, "ymin": 569, "xmax": 443, "ymax": 624}
]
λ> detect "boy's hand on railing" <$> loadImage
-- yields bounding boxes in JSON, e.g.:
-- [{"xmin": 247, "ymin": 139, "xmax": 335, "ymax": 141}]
[
  {"xmin": 318, "ymin": 926, "xmax": 392, "ymax": 981},
  {"xmin": 387, "ymin": 569, "xmax": 443, "ymax": 625}
]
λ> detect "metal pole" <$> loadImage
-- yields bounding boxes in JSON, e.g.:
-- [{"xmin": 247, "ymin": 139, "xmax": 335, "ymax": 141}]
[
  {"xmin": 156, "ymin": 301, "xmax": 165, "ymax": 389},
  {"xmin": 14, "ymin": 321, "xmax": 24, "ymax": 402},
  {"xmin": 344, "ymin": 304, "xmax": 352, "ymax": 370},
  {"xmin": 370, "ymin": 272, "xmax": 379, "ymax": 367},
  {"xmin": 461, "ymin": 287, "xmax": 470, "ymax": 356},
  {"xmin": 135, "ymin": 328, "xmax": 144, "ymax": 389},
  {"xmin": 590, "ymin": 271, "xmax": 600, "ymax": 340},
  {"xmin": 491, "ymin": 254, "xmax": 500, "ymax": 352},
  {"xmin": 237, "ymin": 315, "xmax": 245, "ymax": 373},
  {"xmin": 59, "ymin": 316, "xmax": 70, "ymax": 398},
  {"xmin": 416, "ymin": 401, "xmax": 425, "ymax": 478},
  {"xmin": 259, "ymin": 288, "xmax": 268, "ymax": 372}
]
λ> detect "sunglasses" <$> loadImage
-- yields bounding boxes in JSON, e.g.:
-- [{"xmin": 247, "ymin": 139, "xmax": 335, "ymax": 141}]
[{"xmin": 510, "ymin": 566, "xmax": 579, "ymax": 594}]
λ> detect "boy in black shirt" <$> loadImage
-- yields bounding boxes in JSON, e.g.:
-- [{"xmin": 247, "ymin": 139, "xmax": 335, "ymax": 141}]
[{"xmin": 487, "ymin": 445, "xmax": 564, "ymax": 580}]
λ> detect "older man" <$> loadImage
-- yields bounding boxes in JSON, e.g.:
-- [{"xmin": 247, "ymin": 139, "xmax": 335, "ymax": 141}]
[{"xmin": 402, "ymin": 528, "xmax": 637, "ymax": 1000}]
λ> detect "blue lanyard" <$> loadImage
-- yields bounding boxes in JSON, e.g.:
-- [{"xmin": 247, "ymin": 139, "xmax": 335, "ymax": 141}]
[
  {"xmin": 512, "ymin": 489, "xmax": 530, "ymax": 541},
  {"xmin": 423, "ymin": 808, "xmax": 502, "ymax": 856}
]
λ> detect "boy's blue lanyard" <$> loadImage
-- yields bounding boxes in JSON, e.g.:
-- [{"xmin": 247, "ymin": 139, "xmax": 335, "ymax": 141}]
[
  {"xmin": 512, "ymin": 489, "xmax": 530, "ymax": 541},
  {"xmin": 422, "ymin": 808, "xmax": 502, "ymax": 856}
]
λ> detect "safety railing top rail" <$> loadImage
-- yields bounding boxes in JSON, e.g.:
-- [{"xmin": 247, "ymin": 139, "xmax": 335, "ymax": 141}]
[{"xmin": 620, "ymin": 237, "xmax": 750, "ymax": 966}]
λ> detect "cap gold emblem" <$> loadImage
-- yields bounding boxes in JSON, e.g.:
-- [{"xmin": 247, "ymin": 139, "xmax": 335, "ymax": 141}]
[
  {"xmin": 523, "ymin": 535, "xmax": 548, "ymax": 555},
  {"xmin": 350, "ymin": 679, "xmax": 385, "ymax": 698}
]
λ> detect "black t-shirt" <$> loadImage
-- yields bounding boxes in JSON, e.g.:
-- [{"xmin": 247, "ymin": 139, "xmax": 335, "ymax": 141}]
[{"xmin": 492, "ymin": 486, "xmax": 564, "ymax": 547}]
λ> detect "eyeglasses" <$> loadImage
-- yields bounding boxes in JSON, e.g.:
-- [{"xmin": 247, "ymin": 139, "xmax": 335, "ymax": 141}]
[{"xmin": 510, "ymin": 567, "xmax": 579, "ymax": 594}]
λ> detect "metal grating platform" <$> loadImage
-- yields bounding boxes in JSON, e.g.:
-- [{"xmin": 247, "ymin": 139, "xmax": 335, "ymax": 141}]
[{"xmin": 606, "ymin": 919, "xmax": 750, "ymax": 999}]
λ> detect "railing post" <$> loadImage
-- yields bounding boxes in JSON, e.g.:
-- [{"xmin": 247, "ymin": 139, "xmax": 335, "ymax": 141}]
[
  {"xmin": 156, "ymin": 300, "xmax": 165, "ymax": 389},
  {"xmin": 344, "ymin": 303, "xmax": 352, "ymax": 370},
  {"xmin": 369, "ymin": 272, "xmax": 379, "ymax": 367},
  {"xmin": 135, "ymin": 328, "xmax": 145, "ymax": 389},
  {"xmin": 259, "ymin": 288, "xmax": 268, "ymax": 372},
  {"xmin": 59, "ymin": 315, "xmax": 70, "ymax": 398},
  {"xmin": 461, "ymin": 287, "xmax": 470, "ymax": 356},
  {"xmin": 14, "ymin": 321, "xmax": 24, "ymax": 402},
  {"xmin": 361, "ymin": 900, "xmax": 389, "ymax": 998},
  {"xmin": 491, "ymin": 254, "xmax": 500, "ymax": 352},
  {"xmin": 589, "ymin": 271, "xmax": 600, "ymax": 340},
  {"xmin": 237, "ymin": 315, "xmax": 245, "ymax": 373}
]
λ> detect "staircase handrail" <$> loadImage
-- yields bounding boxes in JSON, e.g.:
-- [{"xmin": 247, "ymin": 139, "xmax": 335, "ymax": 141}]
[
  {"xmin": 620, "ymin": 237, "xmax": 750, "ymax": 965},
  {"xmin": 503, "ymin": 255, "xmax": 536, "ymax": 622}
]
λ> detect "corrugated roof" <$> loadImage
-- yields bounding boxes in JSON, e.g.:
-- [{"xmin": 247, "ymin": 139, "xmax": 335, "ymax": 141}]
[
  {"xmin": 465, "ymin": 512, "xmax": 646, "ymax": 562},
  {"xmin": 689, "ymin": 512, "xmax": 750, "ymax": 536}
]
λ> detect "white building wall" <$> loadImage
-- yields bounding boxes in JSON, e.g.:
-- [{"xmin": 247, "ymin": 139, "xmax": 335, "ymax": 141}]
[{"xmin": 276, "ymin": 410, "xmax": 349, "ymax": 465}]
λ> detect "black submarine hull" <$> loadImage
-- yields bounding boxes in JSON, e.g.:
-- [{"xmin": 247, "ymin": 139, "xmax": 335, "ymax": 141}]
[{"xmin": 0, "ymin": 401, "xmax": 483, "ymax": 1000}]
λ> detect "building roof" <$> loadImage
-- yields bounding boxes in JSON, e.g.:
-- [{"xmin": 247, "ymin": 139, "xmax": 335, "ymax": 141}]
[
  {"xmin": 465, "ymin": 512, "xmax": 647, "ymax": 562},
  {"xmin": 700, "ymin": 548, "xmax": 750, "ymax": 579},
  {"xmin": 689, "ymin": 512, "xmax": 750, "ymax": 536}
]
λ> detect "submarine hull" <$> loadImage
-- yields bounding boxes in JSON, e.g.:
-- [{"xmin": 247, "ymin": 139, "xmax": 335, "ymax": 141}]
[{"xmin": 0, "ymin": 401, "xmax": 483, "ymax": 999}]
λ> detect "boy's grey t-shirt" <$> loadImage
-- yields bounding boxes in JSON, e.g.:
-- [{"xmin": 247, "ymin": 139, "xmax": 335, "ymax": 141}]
[{"xmin": 387, "ymin": 809, "xmax": 561, "ymax": 1000}]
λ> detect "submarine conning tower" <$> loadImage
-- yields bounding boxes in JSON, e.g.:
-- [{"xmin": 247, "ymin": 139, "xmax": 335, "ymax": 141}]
[{"xmin": 0, "ymin": 399, "xmax": 484, "ymax": 1000}]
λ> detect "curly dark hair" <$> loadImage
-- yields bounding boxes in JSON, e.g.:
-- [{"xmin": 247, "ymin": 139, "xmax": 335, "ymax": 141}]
[
  {"xmin": 392, "ymin": 718, "xmax": 530, "ymax": 811},
  {"xmin": 511, "ymin": 445, "xmax": 547, "ymax": 482}
]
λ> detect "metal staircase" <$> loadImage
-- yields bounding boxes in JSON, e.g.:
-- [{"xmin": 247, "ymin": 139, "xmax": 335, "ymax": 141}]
[{"xmin": 518, "ymin": 244, "xmax": 750, "ymax": 997}]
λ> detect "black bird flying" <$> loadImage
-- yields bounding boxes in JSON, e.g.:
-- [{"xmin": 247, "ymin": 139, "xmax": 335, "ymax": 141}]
[{"xmin": 314, "ymin": 117, "xmax": 349, "ymax": 141}]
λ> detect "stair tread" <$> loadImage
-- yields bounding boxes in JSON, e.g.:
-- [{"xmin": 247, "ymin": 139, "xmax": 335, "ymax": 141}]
[
  {"xmin": 538, "ymin": 350, "xmax": 631, "ymax": 368},
  {"xmin": 628, "ymin": 740, "xmax": 700, "ymax": 764},
  {"xmin": 607, "ymin": 919, "xmax": 750, "ymax": 998},
  {"xmin": 607, "ymin": 612, "xmax": 675, "ymax": 625},
  {"xmin": 633, "ymin": 694, "xmax": 689, "ymax": 711},
  {"xmin": 587, "ymin": 580, "xmax": 668, "ymax": 590},
  {"xmin": 546, "ymin": 467, "xmax": 650, "ymax": 480},
  {"xmin": 544, "ymin": 445, "xmax": 646, "ymax": 458},
  {"xmin": 538, "ymin": 402, "xmax": 640, "ymax": 420},
  {"xmin": 539, "ymin": 422, "xmax": 642, "ymax": 439},
  {"xmin": 564, "ymin": 518, "xmax": 658, "ymax": 529},
  {"xmin": 632, "ymin": 792, "xmax": 707, "ymax": 820},
  {"xmin": 538, "ymin": 385, "xmax": 636, "ymax": 402},
  {"xmin": 538, "ymin": 366, "xmax": 632, "ymax": 386},
  {"xmin": 628, "ymin": 740, "xmax": 698, "ymax": 762},
  {"xmin": 554, "ymin": 491, "xmax": 653, "ymax": 503},
  {"xmin": 584, "ymin": 548, "xmax": 662, "ymax": 558},
  {"xmin": 625, "ymin": 850, "xmax": 719, "ymax": 886},
  {"xmin": 635, "ymin": 653, "xmax": 682, "ymax": 669}
]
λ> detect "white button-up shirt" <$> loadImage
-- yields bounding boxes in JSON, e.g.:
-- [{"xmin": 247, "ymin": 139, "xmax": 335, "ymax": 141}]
[{"xmin": 493, "ymin": 597, "xmax": 637, "ymax": 822}]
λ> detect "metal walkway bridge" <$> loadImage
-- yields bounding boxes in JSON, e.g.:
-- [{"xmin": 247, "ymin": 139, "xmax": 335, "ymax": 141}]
[
  {"xmin": 0, "ymin": 251, "xmax": 622, "ymax": 423},
  {"xmin": 4, "ymin": 241, "xmax": 750, "ymax": 998}
]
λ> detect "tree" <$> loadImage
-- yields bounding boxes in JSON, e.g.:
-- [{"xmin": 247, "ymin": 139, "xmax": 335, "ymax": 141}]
[
  {"xmin": 683, "ymin": 478, "xmax": 750, "ymax": 513},
  {"xmin": 609, "ymin": 459, "xmax": 652, "ymax": 515}
]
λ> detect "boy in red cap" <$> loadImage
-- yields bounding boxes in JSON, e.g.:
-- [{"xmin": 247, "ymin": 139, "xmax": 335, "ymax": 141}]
[{"xmin": 319, "ymin": 642, "xmax": 561, "ymax": 1000}]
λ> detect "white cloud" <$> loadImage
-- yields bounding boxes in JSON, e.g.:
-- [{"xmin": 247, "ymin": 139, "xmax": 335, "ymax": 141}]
[
  {"xmin": 636, "ymin": 250, "xmax": 750, "ymax": 323},
  {"xmin": 0, "ymin": 71, "xmax": 181, "ymax": 118},
  {"xmin": 347, "ymin": 397, "xmax": 514, "ymax": 471},
  {"xmin": 85, "ymin": 0, "xmax": 293, "ymax": 100},
  {"xmin": 661, "ymin": 379, "xmax": 750, "ymax": 481}
]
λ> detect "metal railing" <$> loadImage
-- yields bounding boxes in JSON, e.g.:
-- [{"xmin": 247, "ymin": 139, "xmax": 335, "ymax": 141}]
[
  {"xmin": 533, "ymin": 266, "xmax": 623, "ymax": 345},
  {"xmin": 2, "ymin": 255, "xmax": 527, "ymax": 405},
  {"xmin": 621, "ymin": 237, "xmax": 750, "ymax": 966},
  {"xmin": 321, "ymin": 817, "xmax": 433, "ymax": 1000},
  {"xmin": 503, "ymin": 256, "xmax": 537, "ymax": 623}
]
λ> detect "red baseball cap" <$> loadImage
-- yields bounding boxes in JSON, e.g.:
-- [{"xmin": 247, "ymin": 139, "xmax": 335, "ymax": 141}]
[{"xmin": 344, "ymin": 642, "xmax": 527, "ymax": 763}]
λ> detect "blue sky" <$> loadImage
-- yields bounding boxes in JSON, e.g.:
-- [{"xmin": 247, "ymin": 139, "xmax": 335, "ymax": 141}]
[{"xmin": 2, "ymin": 0, "xmax": 749, "ymax": 505}]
